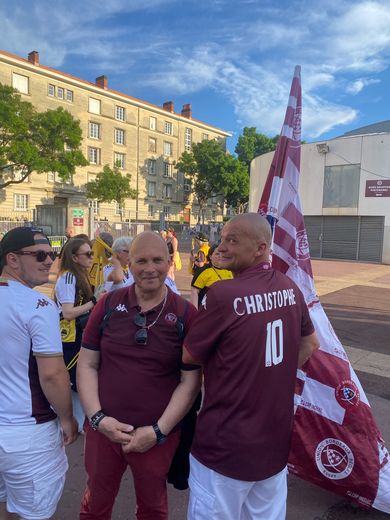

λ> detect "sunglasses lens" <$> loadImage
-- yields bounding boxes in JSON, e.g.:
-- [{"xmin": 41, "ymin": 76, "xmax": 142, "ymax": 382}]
[
  {"xmin": 134, "ymin": 313, "xmax": 146, "ymax": 327},
  {"xmin": 135, "ymin": 328, "xmax": 148, "ymax": 345},
  {"xmin": 36, "ymin": 251, "xmax": 56, "ymax": 262}
]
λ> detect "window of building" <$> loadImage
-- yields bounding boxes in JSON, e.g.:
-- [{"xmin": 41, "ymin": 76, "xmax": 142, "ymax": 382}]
[
  {"xmin": 163, "ymin": 141, "xmax": 173, "ymax": 156},
  {"xmin": 114, "ymin": 152, "xmax": 125, "ymax": 169},
  {"xmin": 323, "ymin": 164, "xmax": 360, "ymax": 208},
  {"xmin": 163, "ymin": 206, "xmax": 170, "ymax": 218},
  {"xmin": 14, "ymin": 194, "xmax": 28, "ymax": 211},
  {"xmin": 115, "ymin": 128, "xmax": 125, "ymax": 145},
  {"xmin": 89, "ymin": 122, "xmax": 101, "ymax": 139},
  {"xmin": 88, "ymin": 147, "xmax": 101, "ymax": 164},
  {"xmin": 91, "ymin": 200, "xmax": 99, "ymax": 215},
  {"xmin": 12, "ymin": 73, "xmax": 29, "ymax": 94},
  {"xmin": 163, "ymin": 162, "xmax": 172, "ymax": 177},
  {"xmin": 164, "ymin": 121, "xmax": 173, "ymax": 135},
  {"xmin": 148, "ymin": 181, "xmax": 156, "ymax": 197},
  {"xmin": 114, "ymin": 202, "xmax": 123, "ymax": 216},
  {"xmin": 89, "ymin": 97, "xmax": 101, "ymax": 114},
  {"xmin": 48, "ymin": 84, "xmax": 55, "ymax": 97},
  {"xmin": 163, "ymin": 184, "xmax": 172, "ymax": 198},
  {"xmin": 149, "ymin": 117, "xmax": 157, "ymax": 130},
  {"xmin": 148, "ymin": 204, "xmax": 154, "ymax": 217},
  {"xmin": 202, "ymin": 133, "xmax": 209, "ymax": 141},
  {"xmin": 115, "ymin": 106, "xmax": 125, "ymax": 121},
  {"xmin": 57, "ymin": 87, "xmax": 64, "ymax": 100},
  {"xmin": 66, "ymin": 89, "xmax": 74, "ymax": 102},
  {"xmin": 149, "ymin": 137, "xmax": 157, "ymax": 153},
  {"xmin": 185, "ymin": 128, "xmax": 192, "ymax": 151},
  {"xmin": 148, "ymin": 159, "xmax": 156, "ymax": 175}
]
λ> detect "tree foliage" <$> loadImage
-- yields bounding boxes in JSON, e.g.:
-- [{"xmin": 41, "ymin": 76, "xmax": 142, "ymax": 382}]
[
  {"xmin": 85, "ymin": 165, "xmax": 137, "ymax": 209},
  {"xmin": 175, "ymin": 139, "xmax": 249, "ymax": 216},
  {"xmin": 0, "ymin": 83, "xmax": 87, "ymax": 189},
  {"xmin": 235, "ymin": 127, "xmax": 278, "ymax": 171}
]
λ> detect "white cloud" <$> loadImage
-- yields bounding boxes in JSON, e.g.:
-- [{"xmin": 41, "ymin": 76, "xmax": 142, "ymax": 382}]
[{"xmin": 346, "ymin": 78, "xmax": 381, "ymax": 94}]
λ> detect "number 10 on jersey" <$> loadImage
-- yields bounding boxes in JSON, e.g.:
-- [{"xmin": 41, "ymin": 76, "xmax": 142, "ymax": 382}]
[{"xmin": 265, "ymin": 319, "xmax": 284, "ymax": 367}]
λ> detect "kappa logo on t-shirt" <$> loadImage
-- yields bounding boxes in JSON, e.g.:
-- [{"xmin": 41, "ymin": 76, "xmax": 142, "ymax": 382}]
[
  {"xmin": 165, "ymin": 313, "xmax": 177, "ymax": 324},
  {"xmin": 36, "ymin": 298, "xmax": 50, "ymax": 309},
  {"xmin": 115, "ymin": 304, "xmax": 128, "ymax": 313}
]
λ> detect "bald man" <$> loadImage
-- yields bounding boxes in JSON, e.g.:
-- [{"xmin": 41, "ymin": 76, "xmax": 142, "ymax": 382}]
[
  {"xmin": 77, "ymin": 231, "xmax": 201, "ymax": 520},
  {"xmin": 183, "ymin": 213, "xmax": 319, "ymax": 520}
]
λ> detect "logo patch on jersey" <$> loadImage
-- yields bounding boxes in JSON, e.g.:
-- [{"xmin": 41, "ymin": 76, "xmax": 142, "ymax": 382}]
[
  {"xmin": 36, "ymin": 298, "xmax": 49, "ymax": 309},
  {"xmin": 115, "ymin": 304, "xmax": 128, "ymax": 313},
  {"xmin": 335, "ymin": 380, "xmax": 360, "ymax": 410},
  {"xmin": 201, "ymin": 294, "xmax": 207, "ymax": 310},
  {"xmin": 165, "ymin": 313, "xmax": 177, "ymax": 324},
  {"xmin": 315, "ymin": 438, "xmax": 354, "ymax": 480}
]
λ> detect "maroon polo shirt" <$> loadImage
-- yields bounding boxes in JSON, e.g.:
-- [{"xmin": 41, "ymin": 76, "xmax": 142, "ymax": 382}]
[
  {"xmin": 185, "ymin": 262, "xmax": 314, "ymax": 481},
  {"xmin": 82, "ymin": 285, "xmax": 196, "ymax": 426}
]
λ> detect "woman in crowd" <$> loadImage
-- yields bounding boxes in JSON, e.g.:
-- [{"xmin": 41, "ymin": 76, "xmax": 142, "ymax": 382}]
[
  {"xmin": 190, "ymin": 243, "xmax": 233, "ymax": 308},
  {"xmin": 166, "ymin": 227, "xmax": 179, "ymax": 280},
  {"xmin": 103, "ymin": 236, "xmax": 133, "ymax": 291},
  {"xmin": 54, "ymin": 237, "xmax": 97, "ymax": 431}
]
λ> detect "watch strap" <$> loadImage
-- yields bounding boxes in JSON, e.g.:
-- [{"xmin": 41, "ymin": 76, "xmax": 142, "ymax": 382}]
[
  {"xmin": 90, "ymin": 410, "xmax": 106, "ymax": 431},
  {"xmin": 152, "ymin": 422, "xmax": 167, "ymax": 444}
]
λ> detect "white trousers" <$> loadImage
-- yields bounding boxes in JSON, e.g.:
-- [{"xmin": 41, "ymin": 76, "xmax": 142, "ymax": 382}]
[
  {"xmin": 0, "ymin": 420, "xmax": 67, "ymax": 520},
  {"xmin": 187, "ymin": 455, "xmax": 287, "ymax": 520}
]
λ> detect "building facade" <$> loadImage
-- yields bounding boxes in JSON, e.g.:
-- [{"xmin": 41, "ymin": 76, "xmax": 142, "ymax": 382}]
[
  {"xmin": 249, "ymin": 122, "xmax": 390, "ymax": 264},
  {"xmin": 0, "ymin": 49, "xmax": 230, "ymax": 236}
]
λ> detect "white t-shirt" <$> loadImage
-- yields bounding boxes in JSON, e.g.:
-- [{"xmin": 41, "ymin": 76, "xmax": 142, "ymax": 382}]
[
  {"xmin": 103, "ymin": 264, "xmax": 134, "ymax": 291},
  {"xmin": 54, "ymin": 271, "xmax": 77, "ymax": 314},
  {"xmin": 0, "ymin": 279, "xmax": 63, "ymax": 425}
]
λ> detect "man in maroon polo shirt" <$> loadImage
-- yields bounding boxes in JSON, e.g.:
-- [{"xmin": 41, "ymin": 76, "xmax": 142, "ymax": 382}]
[
  {"xmin": 183, "ymin": 213, "xmax": 319, "ymax": 520},
  {"xmin": 77, "ymin": 231, "xmax": 201, "ymax": 520}
]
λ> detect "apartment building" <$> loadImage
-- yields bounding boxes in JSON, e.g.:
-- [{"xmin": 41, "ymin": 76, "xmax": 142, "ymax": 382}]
[{"xmin": 0, "ymin": 49, "xmax": 230, "ymax": 235}]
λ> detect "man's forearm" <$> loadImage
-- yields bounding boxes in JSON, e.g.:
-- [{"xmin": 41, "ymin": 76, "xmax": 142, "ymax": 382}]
[
  {"xmin": 157, "ymin": 370, "xmax": 202, "ymax": 435},
  {"xmin": 39, "ymin": 367, "xmax": 73, "ymax": 420}
]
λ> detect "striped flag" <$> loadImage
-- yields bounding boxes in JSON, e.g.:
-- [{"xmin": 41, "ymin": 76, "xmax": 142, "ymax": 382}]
[{"xmin": 258, "ymin": 66, "xmax": 390, "ymax": 513}]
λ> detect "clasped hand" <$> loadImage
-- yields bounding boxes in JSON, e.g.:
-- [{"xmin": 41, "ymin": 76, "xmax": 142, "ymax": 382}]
[{"xmin": 122, "ymin": 425, "xmax": 157, "ymax": 454}]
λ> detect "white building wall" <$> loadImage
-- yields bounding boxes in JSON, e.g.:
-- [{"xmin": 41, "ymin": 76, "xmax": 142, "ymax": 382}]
[{"xmin": 249, "ymin": 133, "xmax": 390, "ymax": 264}]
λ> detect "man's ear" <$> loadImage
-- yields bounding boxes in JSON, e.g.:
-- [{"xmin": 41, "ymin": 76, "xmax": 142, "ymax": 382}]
[
  {"xmin": 254, "ymin": 241, "xmax": 267, "ymax": 258},
  {"xmin": 5, "ymin": 252, "xmax": 19, "ymax": 269}
]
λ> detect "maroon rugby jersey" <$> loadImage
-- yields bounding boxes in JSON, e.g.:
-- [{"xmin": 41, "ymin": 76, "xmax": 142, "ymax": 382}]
[{"xmin": 185, "ymin": 262, "xmax": 314, "ymax": 481}]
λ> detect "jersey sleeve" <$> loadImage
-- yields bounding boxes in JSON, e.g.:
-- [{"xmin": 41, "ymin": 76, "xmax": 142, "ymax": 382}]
[
  {"xmin": 191, "ymin": 266, "xmax": 208, "ymax": 289},
  {"xmin": 55, "ymin": 272, "xmax": 76, "ymax": 304},
  {"xmin": 184, "ymin": 284, "xmax": 224, "ymax": 363},
  {"xmin": 81, "ymin": 294, "xmax": 109, "ymax": 351},
  {"xmin": 103, "ymin": 264, "xmax": 113, "ymax": 281},
  {"xmin": 28, "ymin": 297, "xmax": 63, "ymax": 356}
]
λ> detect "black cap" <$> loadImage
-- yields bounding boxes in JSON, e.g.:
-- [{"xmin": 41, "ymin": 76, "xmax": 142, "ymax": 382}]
[
  {"xmin": 196, "ymin": 232, "xmax": 208, "ymax": 243},
  {"xmin": 0, "ymin": 227, "xmax": 50, "ymax": 259}
]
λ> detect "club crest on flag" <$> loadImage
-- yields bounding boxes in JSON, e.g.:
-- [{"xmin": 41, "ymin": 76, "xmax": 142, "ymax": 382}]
[{"xmin": 315, "ymin": 438, "xmax": 355, "ymax": 480}]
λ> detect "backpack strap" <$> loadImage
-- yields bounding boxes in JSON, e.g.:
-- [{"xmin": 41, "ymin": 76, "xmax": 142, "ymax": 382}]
[{"xmin": 175, "ymin": 298, "xmax": 189, "ymax": 340}]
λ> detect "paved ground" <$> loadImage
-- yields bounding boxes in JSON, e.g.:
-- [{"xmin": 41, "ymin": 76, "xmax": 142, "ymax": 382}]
[{"xmin": 37, "ymin": 253, "xmax": 390, "ymax": 519}]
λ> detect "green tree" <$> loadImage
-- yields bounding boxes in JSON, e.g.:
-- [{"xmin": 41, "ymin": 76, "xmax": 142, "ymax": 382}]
[
  {"xmin": 85, "ymin": 164, "xmax": 137, "ymax": 219},
  {"xmin": 235, "ymin": 127, "xmax": 278, "ymax": 172},
  {"xmin": 0, "ymin": 83, "xmax": 87, "ymax": 189},
  {"xmin": 176, "ymin": 139, "xmax": 249, "ymax": 219}
]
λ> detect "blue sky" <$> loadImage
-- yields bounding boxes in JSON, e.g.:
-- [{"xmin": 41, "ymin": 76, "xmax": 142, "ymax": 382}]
[{"xmin": 1, "ymin": 0, "xmax": 390, "ymax": 152}]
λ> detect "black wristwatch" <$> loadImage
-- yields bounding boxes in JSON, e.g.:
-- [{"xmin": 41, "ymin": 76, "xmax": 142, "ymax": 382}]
[
  {"xmin": 90, "ymin": 410, "xmax": 106, "ymax": 431},
  {"xmin": 152, "ymin": 423, "xmax": 167, "ymax": 444}
]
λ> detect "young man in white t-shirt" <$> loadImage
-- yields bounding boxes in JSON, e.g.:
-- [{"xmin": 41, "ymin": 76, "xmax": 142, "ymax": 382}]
[{"xmin": 0, "ymin": 227, "xmax": 78, "ymax": 520}]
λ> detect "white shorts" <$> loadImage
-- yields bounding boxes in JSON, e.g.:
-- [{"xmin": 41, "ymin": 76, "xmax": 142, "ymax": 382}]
[
  {"xmin": 0, "ymin": 420, "xmax": 68, "ymax": 520},
  {"xmin": 188, "ymin": 455, "xmax": 287, "ymax": 520}
]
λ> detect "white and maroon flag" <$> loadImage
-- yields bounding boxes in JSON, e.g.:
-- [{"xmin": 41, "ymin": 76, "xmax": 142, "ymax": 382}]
[{"xmin": 258, "ymin": 66, "xmax": 390, "ymax": 513}]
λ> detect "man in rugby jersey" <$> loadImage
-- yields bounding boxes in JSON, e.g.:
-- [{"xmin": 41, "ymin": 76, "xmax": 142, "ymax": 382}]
[
  {"xmin": 0, "ymin": 227, "xmax": 78, "ymax": 520},
  {"xmin": 183, "ymin": 213, "xmax": 319, "ymax": 520}
]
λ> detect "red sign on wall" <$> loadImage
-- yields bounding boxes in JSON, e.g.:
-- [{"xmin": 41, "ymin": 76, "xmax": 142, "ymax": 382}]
[
  {"xmin": 365, "ymin": 180, "xmax": 390, "ymax": 197},
  {"xmin": 73, "ymin": 217, "xmax": 84, "ymax": 226}
]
